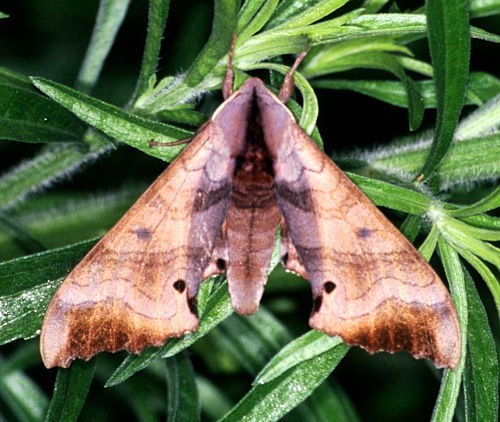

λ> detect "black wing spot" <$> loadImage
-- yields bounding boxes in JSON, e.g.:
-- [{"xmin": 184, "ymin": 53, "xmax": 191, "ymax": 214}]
[
  {"xmin": 173, "ymin": 279, "xmax": 186, "ymax": 293},
  {"xmin": 188, "ymin": 296, "xmax": 198, "ymax": 315},
  {"xmin": 312, "ymin": 296, "xmax": 323, "ymax": 313},
  {"xmin": 134, "ymin": 228, "xmax": 151, "ymax": 239},
  {"xmin": 282, "ymin": 252, "xmax": 289, "ymax": 266},
  {"xmin": 216, "ymin": 258, "xmax": 226, "ymax": 271},
  {"xmin": 324, "ymin": 281, "xmax": 336, "ymax": 294},
  {"xmin": 357, "ymin": 228, "xmax": 373, "ymax": 238}
]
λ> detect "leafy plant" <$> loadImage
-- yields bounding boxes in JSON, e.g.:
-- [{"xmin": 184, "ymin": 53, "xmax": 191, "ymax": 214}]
[{"xmin": 1, "ymin": 0, "xmax": 499, "ymax": 421}]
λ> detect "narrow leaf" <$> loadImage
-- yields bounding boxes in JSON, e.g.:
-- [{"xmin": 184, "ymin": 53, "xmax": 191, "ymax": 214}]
[
  {"xmin": 268, "ymin": 0, "xmax": 350, "ymax": 30},
  {"xmin": 0, "ymin": 363, "xmax": 48, "ymax": 422},
  {"xmin": 418, "ymin": 223, "xmax": 439, "ymax": 261},
  {"xmin": 463, "ymin": 270, "xmax": 499, "ymax": 422},
  {"xmin": 184, "ymin": 0, "xmax": 239, "ymax": 87},
  {"xmin": 31, "ymin": 77, "xmax": 191, "ymax": 162},
  {"xmin": 75, "ymin": 0, "xmax": 132, "ymax": 93},
  {"xmin": 0, "ymin": 238, "xmax": 97, "ymax": 295},
  {"xmin": 454, "ymin": 246, "xmax": 500, "ymax": 319},
  {"xmin": 469, "ymin": 0, "xmax": 500, "ymax": 18},
  {"xmin": 0, "ymin": 134, "xmax": 112, "ymax": 209},
  {"xmin": 348, "ymin": 173, "xmax": 431, "ymax": 215},
  {"xmin": 197, "ymin": 376, "xmax": 233, "ymax": 419},
  {"xmin": 0, "ymin": 83, "xmax": 85, "ymax": 143},
  {"xmin": 400, "ymin": 214, "xmax": 422, "ymax": 242},
  {"xmin": 237, "ymin": 0, "xmax": 266, "ymax": 33},
  {"xmin": 420, "ymin": 0, "xmax": 470, "ymax": 178},
  {"xmin": 447, "ymin": 185, "xmax": 500, "ymax": 217},
  {"xmin": 130, "ymin": 0, "xmax": 171, "ymax": 103},
  {"xmin": 0, "ymin": 240, "xmax": 96, "ymax": 345},
  {"xmin": 165, "ymin": 353, "xmax": 200, "ymax": 422},
  {"xmin": 432, "ymin": 238, "xmax": 467, "ymax": 422},
  {"xmin": 219, "ymin": 345, "xmax": 348, "ymax": 422},
  {"xmin": 256, "ymin": 331, "xmax": 344, "ymax": 384},
  {"xmin": 312, "ymin": 72, "xmax": 500, "ymax": 109},
  {"xmin": 44, "ymin": 360, "xmax": 96, "ymax": 422},
  {"xmin": 237, "ymin": 0, "xmax": 279, "ymax": 44}
]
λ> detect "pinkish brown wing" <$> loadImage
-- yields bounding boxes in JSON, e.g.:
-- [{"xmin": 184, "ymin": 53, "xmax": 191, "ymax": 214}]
[
  {"xmin": 256, "ymin": 81, "xmax": 460, "ymax": 369},
  {"xmin": 41, "ymin": 120, "xmax": 239, "ymax": 368}
]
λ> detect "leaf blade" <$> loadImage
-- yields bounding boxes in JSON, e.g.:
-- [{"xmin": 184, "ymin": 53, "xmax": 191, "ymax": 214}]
[{"xmin": 419, "ymin": 0, "xmax": 470, "ymax": 178}]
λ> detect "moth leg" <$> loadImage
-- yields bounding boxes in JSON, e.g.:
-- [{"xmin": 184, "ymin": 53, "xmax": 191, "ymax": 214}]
[
  {"xmin": 149, "ymin": 138, "xmax": 192, "ymax": 147},
  {"xmin": 280, "ymin": 217, "xmax": 308, "ymax": 279},
  {"xmin": 222, "ymin": 32, "xmax": 237, "ymax": 100},
  {"xmin": 278, "ymin": 50, "xmax": 308, "ymax": 103}
]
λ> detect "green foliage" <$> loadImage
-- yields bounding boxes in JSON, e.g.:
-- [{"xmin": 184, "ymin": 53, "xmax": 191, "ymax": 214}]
[{"xmin": 0, "ymin": 0, "xmax": 499, "ymax": 421}]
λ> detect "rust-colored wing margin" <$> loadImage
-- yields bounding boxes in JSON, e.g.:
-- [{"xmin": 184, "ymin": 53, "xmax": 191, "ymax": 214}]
[
  {"xmin": 257, "ymin": 84, "xmax": 461, "ymax": 369},
  {"xmin": 40, "ymin": 122, "xmax": 236, "ymax": 368}
]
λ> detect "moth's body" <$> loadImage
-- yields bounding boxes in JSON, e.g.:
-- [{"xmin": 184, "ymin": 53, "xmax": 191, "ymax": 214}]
[{"xmin": 40, "ymin": 54, "xmax": 461, "ymax": 369}]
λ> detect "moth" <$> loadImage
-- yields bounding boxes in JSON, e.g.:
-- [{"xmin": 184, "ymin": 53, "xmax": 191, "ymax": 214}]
[{"xmin": 40, "ymin": 40, "xmax": 461, "ymax": 370}]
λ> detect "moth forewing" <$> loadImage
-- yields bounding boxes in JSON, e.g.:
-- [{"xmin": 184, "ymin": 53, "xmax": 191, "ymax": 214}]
[{"xmin": 40, "ymin": 50, "xmax": 460, "ymax": 370}]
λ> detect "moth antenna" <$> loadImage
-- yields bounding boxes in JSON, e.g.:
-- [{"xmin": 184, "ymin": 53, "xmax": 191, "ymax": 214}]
[
  {"xmin": 278, "ymin": 50, "xmax": 308, "ymax": 103},
  {"xmin": 149, "ymin": 138, "xmax": 191, "ymax": 148},
  {"xmin": 222, "ymin": 32, "xmax": 237, "ymax": 100}
]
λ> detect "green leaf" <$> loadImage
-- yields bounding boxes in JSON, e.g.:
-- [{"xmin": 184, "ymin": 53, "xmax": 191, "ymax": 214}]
[
  {"xmin": 0, "ymin": 67, "xmax": 32, "ymax": 90},
  {"xmin": 462, "ymin": 214, "xmax": 500, "ymax": 231},
  {"xmin": 448, "ymin": 185, "xmax": 500, "ymax": 217},
  {"xmin": 438, "ymin": 215, "xmax": 500, "ymax": 271},
  {"xmin": 268, "ymin": 0, "xmax": 350, "ymax": 30},
  {"xmin": 237, "ymin": 0, "xmax": 280, "ymax": 45},
  {"xmin": 218, "ymin": 344, "xmax": 348, "ymax": 422},
  {"xmin": 265, "ymin": 0, "xmax": 330, "ymax": 29},
  {"xmin": 0, "ymin": 129, "xmax": 112, "ymax": 210},
  {"xmin": 348, "ymin": 173, "xmax": 431, "ymax": 215},
  {"xmin": 0, "ymin": 81, "xmax": 86, "ymax": 144},
  {"xmin": 301, "ymin": 39, "xmax": 424, "ymax": 129},
  {"xmin": 304, "ymin": 381, "xmax": 361, "ymax": 422},
  {"xmin": 362, "ymin": 0, "xmax": 390, "ymax": 13},
  {"xmin": 255, "ymin": 331, "xmax": 344, "ymax": 384},
  {"xmin": 31, "ymin": 77, "xmax": 191, "ymax": 162},
  {"xmin": 75, "ymin": 0, "xmax": 132, "ymax": 93},
  {"xmin": 0, "ymin": 238, "xmax": 96, "ymax": 295},
  {"xmin": 215, "ymin": 308, "xmax": 292, "ymax": 375},
  {"xmin": 184, "ymin": 0, "xmax": 239, "ymax": 87},
  {"xmin": 400, "ymin": 214, "xmax": 422, "ymax": 242},
  {"xmin": 0, "ymin": 280, "xmax": 53, "ymax": 346},
  {"xmin": 237, "ymin": 0, "xmax": 266, "ymax": 33},
  {"xmin": 418, "ymin": 223, "xmax": 439, "ymax": 261},
  {"xmin": 197, "ymin": 376, "xmax": 233, "ymax": 419},
  {"xmin": 0, "ymin": 239, "xmax": 96, "ymax": 344},
  {"xmin": 463, "ymin": 270, "xmax": 499, "ymax": 422},
  {"xmin": 312, "ymin": 72, "xmax": 500, "ymax": 109},
  {"xmin": 431, "ymin": 238, "xmax": 467, "ymax": 422},
  {"xmin": 104, "ymin": 348, "xmax": 162, "ymax": 388},
  {"xmin": 129, "ymin": 0, "xmax": 171, "ymax": 103},
  {"xmin": 420, "ymin": 0, "xmax": 470, "ymax": 178},
  {"xmin": 453, "ymin": 246, "xmax": 500, "ymax": 318},
  {"xmin": 0, "ymin": 211, "xmax": 46, "ymax": 254},
  {"xmin": 469, "ymin": 0, "xmax": 500, "ymax": 18},
  {"xmin": 44, "ymin": 360, "xmax": 96, "ymax": 422},
  {"xmin": 0, "ymin": 360, "xmax": 48, "ymax": 422},
  {"xmin": 165, "ymin": 352, "xmax": 200, "ymax": 422},
  {"xmin": 456, "ymin": 91, "xmax": 500, "ymax": 139},
  {"xmin": 364, "ymin": 134, "xmax": 500, "ymax": 190}
]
